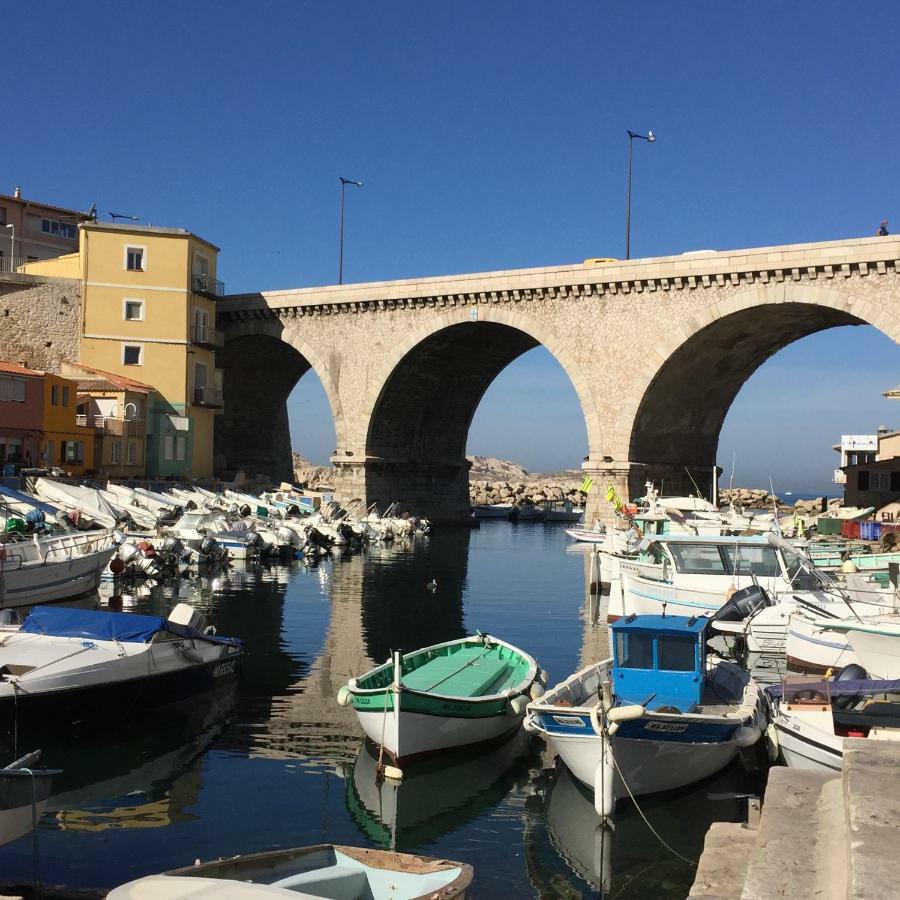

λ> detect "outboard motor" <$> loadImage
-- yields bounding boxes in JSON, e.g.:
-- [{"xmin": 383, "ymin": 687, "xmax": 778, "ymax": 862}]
[
  {"xmin": 239, "ymin": 504, "xmax": 252, "ymax": 518},
  {"xmin": 710, "ymin": 585, "xmax": 773, "ymax": 624},
  {"xmin": 832, "ymin": 662, "xmax": 869, "ymax": 710},
  {"xmin": 118, "ymin": 542, "xmax": 140, "ymax": 564},
  {"xmin": 199, "ymin": 536, "xmax": 225, "ymax": 560}
]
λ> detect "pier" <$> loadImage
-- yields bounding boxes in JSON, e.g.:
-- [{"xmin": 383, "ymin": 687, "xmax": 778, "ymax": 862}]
[{"xmin": 690, "ymin": 740, "xmax": 900, "ymax": 899}]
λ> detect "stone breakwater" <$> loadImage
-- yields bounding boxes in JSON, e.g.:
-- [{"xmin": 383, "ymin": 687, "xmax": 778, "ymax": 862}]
[
  {"xmin": 717, "ymin": 488, "xmax": 841, "ymax": 514},
  {"xmin": 469, "ymin": 477, "xmax": 586, "ymax": 508}
]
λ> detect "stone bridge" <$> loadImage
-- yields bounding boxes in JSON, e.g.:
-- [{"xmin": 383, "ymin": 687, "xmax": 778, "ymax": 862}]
[{"xmin": 216, "ymin": 236, "xmax": 900, "ymax": 523}]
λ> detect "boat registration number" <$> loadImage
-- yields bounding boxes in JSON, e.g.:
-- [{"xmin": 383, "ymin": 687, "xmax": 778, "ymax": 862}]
[
  {"xmin": 644, "ymin": 721, "xmax": 688, "ymax": 733},
  {"xmin": 213, "ymin": 659, "xmax": 237, "ymax": 678}
]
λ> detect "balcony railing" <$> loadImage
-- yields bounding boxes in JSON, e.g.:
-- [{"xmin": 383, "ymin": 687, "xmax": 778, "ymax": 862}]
[
  {"xmin": 191, "ymin": 323, "xmax": 224, "ymax": 348},
  {"xmin": 192, "ymin": 386, "xmax": 223, "ymax": 408},
  {"xmin": 193, "ymin": 273, "xmax": 225, "ymax": 297},
  {"xmin": 75, "ymin": 414, "xmax": 144, "ymax": 436}
]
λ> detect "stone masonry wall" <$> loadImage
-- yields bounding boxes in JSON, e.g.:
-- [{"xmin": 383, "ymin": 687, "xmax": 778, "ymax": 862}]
[{"xmin": 0, "ymin": 275, "xmax": 81, "ymax": 371}]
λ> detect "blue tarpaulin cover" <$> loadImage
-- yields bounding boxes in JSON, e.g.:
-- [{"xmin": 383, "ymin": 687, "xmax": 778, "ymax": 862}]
[
  {"xmin": 20, "ymin": 606, "xmax": 242, "ymax": 647},
  {"xmin": 0, "ymin": 484, "xmax": 60, "ymax": 518}
]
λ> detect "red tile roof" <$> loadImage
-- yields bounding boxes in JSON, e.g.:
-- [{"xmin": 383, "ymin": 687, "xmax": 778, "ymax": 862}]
[
  {"xmin": 62, "ymin": 363, "xmax": 155, "ymax": 393},
  {"xmin": 0, "ymin": 360, "xmax": 44, "ymax": 377}
]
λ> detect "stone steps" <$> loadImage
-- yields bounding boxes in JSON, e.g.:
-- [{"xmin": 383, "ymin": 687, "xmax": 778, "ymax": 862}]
[{"xmin": 691, "ymin": 739, "xmax": 900, "ymax": 899}]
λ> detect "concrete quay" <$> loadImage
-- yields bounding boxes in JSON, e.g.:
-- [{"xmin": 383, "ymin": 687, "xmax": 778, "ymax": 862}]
[{"xmin": 689, "ymin": 740, "xmax": 900, "ymax": 899}]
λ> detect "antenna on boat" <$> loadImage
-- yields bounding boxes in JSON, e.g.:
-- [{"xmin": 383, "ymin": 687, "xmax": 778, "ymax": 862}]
[
  {"xmin": 729, "ymin": 452, "xmax": 736, "ymax": 492},
  {"xmin": 684, "ymin": 466, "xmax": 703, "ymax": 499},
  {"xmin": 768, "ymin": 476, "xmax": 781, "ymax": 536}
]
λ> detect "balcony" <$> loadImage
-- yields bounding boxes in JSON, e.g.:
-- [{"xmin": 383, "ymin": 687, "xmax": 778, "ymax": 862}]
[
  {"xmin": 192, "ymin": 385, "xmax": 223, "ymax": 409},
  {"xmin": 193, "ymin": 273, "xmax": 225, "ymax": 298},
  {"xmin": 76, "ymin": 414, "xmax": 144, "ymax": 437},
  {"xmin": 191, "ymin": 323, "xmax": 224, "ymax": 348}
]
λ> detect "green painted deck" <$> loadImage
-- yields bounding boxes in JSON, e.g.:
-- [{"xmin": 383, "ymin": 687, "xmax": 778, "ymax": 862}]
[{"xmin": 401, "ymin": 644, "xmax": 525, "ymax": 698}]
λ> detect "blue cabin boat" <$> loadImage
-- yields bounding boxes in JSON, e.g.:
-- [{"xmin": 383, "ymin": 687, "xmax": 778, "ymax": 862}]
[{"xmin": 526, "ymin": 614, "xmax": 763, "ymax": 819}]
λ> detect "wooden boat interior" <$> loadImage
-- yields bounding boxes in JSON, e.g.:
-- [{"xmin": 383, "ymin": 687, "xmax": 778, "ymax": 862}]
[{"xmin": 357, "ymin": 639, "xmax": 530, "ymax": 698}]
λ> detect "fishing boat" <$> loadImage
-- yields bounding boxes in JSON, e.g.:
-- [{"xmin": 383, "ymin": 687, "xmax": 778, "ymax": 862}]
[
  {"xmin": 0, "ymin": 529, "xmax": 117, "ymax": 608},
  {"xmin": 0, "ymin": 750, "xmax": 59, "ymax": 847},
  {"xmin": 107, "ymin": 845, "xmax": 473, "ymax": 899},
  {"xmin": 814, "ymin": 615, "xmax": 900, "ymax": 679},
  {"xmin": 471, "ymin": 503, "xmax": 513, "ymax": 519},
  {"xmin": 767, "ymin": 673, "xmax": 900, "ymax": 772},
  {"xmin": 542, "ymin": 500, "xmax": 583, "ymax": 523},
  {"xmin": 525, "ymin": 614, "xmax": 763, "ymax": 819},
  {"xmin": 0, "ymin": 603, "xmax": 242, "ymax": 735},
  {"xmin": 339, "ymin": 633, "xmax": 542, "ymax": 764}
]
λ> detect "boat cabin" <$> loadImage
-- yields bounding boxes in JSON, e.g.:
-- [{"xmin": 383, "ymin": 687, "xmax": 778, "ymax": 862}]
[{"xmin": 611, "ymin": 614, "xmax": 708, "ymax": 713}]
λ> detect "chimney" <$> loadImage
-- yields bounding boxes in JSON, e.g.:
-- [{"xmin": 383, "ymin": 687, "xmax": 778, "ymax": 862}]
[{"xmin": 13, "ymin": 185, "xmax": 21, "ymax": 199}]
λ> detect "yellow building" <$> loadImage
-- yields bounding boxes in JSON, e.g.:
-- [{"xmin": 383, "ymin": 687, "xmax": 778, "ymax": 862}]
[
  {"xmin": 39, "ymin": 222, "xmax": 224, "ymax": 478},
  {"xmin": 40, "ymin": 372, "xmax": 95, "ymax": 475}
]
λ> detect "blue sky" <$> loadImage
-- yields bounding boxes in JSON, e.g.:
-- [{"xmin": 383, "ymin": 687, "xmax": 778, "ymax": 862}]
[{"xmin": 6, "ymin": 2, "xmax": 898, "ymax": 491}]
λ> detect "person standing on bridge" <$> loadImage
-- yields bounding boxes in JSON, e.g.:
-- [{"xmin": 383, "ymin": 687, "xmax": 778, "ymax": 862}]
[{"xmin": 876, "ymin": 218, "xmax": 889, "ymax": 236}]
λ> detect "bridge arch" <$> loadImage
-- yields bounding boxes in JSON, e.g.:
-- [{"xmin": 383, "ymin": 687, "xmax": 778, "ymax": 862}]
[
  {"xmin": 616, "ymin": 282, "xmax": 900, "ymax": 497},
  {"xmin": 351, "ymin": 306, "xmax": 601, "ymax": 520},
  {"xmin": 214, "ymin": 317, "xmax": 345, "ymax": 482}
]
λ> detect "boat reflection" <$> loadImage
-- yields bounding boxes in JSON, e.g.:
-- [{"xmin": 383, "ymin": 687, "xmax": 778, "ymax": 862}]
[
  {"xmin": 42, "ymin": 684, "xmax": 237, "ymax": 833},
  {"xmin": 347, "ymin": 730, "xmax": 534, "ymax": 851},
  {"xmin": 532, "ymin": 760, "xmax": 759, "ymax": 898}
]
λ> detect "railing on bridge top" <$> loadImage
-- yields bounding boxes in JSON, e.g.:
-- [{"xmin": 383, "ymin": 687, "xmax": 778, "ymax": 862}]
[{"xmin": 193, "ymin": 273, "xmax": 225, "ymax": 298}]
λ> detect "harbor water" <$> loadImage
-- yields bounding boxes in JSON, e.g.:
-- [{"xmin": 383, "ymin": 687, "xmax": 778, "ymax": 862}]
[{"xmin": 0, "ymin": 521, "xmax": 758, "ymax": 898}]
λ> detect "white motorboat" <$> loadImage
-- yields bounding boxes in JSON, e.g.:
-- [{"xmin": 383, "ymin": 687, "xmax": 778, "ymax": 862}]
[
  {"xmin": 0, "ymin": 603, "xmax": 242, "ymax": 736},
  {"xmin": 513, "ymin": 503, "xmax": 546, "ymax": 521},
  {"xmin": 0, "ymin": 530, "xmax": 117, "ymax": 607},
  {"xmin": 0, "ymin": 750, "xmax": 59, "ymax": 847},
  {"xmin": 339, "ymin": 634, "xmax": 541, "ymax": 764},
  {"xmin": 526, "ymin": 614, "xmax": 763, "ymax": 819},
  {"xmin": 815, "ymin": 615, "xmax": 900, "ymax": 680},
  {"xmin": 542, "ymin": 500, "xmax": 583, "ymax": 523},
  {"xmin": 767, "ymin": 673, "xmax": 900, "ymax": 772},
  {"xmin": 108, "ymin": 844, "xmax": 473, "ymax": 899}
]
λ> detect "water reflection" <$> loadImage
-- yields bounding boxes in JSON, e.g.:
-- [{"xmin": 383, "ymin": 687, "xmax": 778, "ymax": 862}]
[{"xmin": 347, "ymin": 730, "xmax": 534, "ymax": 850}]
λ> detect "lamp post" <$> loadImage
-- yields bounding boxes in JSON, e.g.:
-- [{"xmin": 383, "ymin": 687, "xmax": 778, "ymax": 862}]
[
  {"xmin": 338, "ymin": 177, "xmax": 363, "ymax": 285},
  {"xmin": 120, "ymin": 401, "xmax": 137, "ymax": 480},
  {"xmin": 3, "ymin": 223, "xmax": 13, "ymax": 272},
  {"xmin": 625, "ymin": 129, "xmax": 655, "ymax": 260}
]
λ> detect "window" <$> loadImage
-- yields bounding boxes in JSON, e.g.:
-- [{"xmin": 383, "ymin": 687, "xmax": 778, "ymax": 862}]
[
  {"xmin": 858, "ymin": 470, "xmax": 870, "ymax": 491},
  {"xmin": 43, "ymin": 439, "xmax": 54, "ymax": 464},
  {"xmin": 616, "ymin": 631, "xmax": 654, "ymax": 669},
  {"xmin": 658, "ymin": 634, "xmax": 696, "ymax": 672},
  {"xmin": 668, "ymin": 543, "xmax": 728, "ymax": 576},
  {"xmin": 0, "ymin": 207, "xmax": 6, "ymax": 225},
  {"xmin": 63, "ymin": 441, "xmax": 84, "ymax": 464},
  {"xmin": 164, "ymin": 434, "xmax": 187, "ymax": 462},
  {"xmin": 40, "ymin": 218, "xmax": 77, "ymax": 240},
  {"xmin": 124, "ymin": 299, "xmax": 144, "ymax": 321},
  {"xmin": 122, "ymin": 344, "xmax": 142, "ymax": 366},
  {"xmin": 11, "ymin": 378, "xmax": 25, "ymax": 402},
  {"xmin": 720, "ymin": 545, "xmax": 780, "ymax": 578},
  {"xmin": 111, "ymin": 442, "xmax": 121, "ymax": 464},
  {"xmin": 892, "ymin": 471, "xmax": 900, "ymax": 492},
  {"xmin": 62, "ymin": 386, "xmax": 70, "ymax": 407},
  {"xmin": 51, "ymin": 384, "xmax": 59, "ymax": 405},
  {"xmin": 125, "ymin": 246, "xmax": 145, "ymax": 271},
  {"xmin": 127, "ymin": 442, "xmax": 137, "ymax": 465}
]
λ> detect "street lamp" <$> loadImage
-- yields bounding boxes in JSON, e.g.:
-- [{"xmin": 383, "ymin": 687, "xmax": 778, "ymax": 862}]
[
  {"xmin": 625, "ymin": 129, "xmax": 655, "ymax": 260},
  {"xmin": 338, "ymin": 177, "xmax": 363, "ymax": 285},
  {"xmin": 120, "ymin": 401, "xmax": 137, "ymax": 480},
  {"xmin": 3, "ymin": 223, "xmax": 13, "ymax": 272}
]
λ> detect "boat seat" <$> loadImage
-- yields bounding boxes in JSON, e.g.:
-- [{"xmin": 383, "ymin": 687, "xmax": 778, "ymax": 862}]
[
  {"xmin": 271, "ymin": 863, "xmax": 367, "ymax": 897},
  {"xmin": 402, "ymin": 657, "xmax": 512, "ymax": 697}
]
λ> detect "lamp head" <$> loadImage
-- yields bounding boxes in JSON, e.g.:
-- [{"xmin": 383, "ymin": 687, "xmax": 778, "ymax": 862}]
[{"xmin": 647, "ymin": 130, "xmax": 656, "ymax": 143}]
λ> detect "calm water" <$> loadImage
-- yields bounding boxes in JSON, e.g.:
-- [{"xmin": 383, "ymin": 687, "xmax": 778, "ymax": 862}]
[{"xmin": 0, "ymin": 523, "xmax": 757, "ymax": 898}]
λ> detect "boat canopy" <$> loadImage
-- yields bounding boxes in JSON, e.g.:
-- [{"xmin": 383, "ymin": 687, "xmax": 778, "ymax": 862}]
[
  {"xmin": 20, "ymin": 606, "xmax": 242, "ymax": 647},
  {"xmin": 611, "ymin": 614, "xmax": 708, "ymax": 712}
]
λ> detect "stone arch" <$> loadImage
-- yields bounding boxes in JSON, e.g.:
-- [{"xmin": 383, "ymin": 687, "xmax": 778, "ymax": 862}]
[
  {"xmin": 617, "ymin": 281, "xmax": 900, "ymax": 494},
  {"xmin": 214, "ymin": 316, "xmax": 345, "ymax": 482},
  {"xmin": 352, "ymin": 306, "xmax": 600, "ymax": 521}
]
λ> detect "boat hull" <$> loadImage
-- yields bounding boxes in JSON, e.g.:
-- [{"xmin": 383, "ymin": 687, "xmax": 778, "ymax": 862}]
[
  {"xmin": 0, "ymin": 547, "xmax": 116, "ymax": 608},
  {"xmin": 0, "ymin": 653, "xmax": 241, "ymax": 737},
  {"xmin": 0, "ymin": 771, "xmax": 54, "ymax": 847},
  {"xmin": 534, "ymin": 712, "xmax": 744, "ymax": 801},
  {"xmin": 774, "ymin": 716, "xmax": 843, "ymax": 772},
  {"xmin": 354, "ymin": 702, "xmax": 522, "ymax": 764}
]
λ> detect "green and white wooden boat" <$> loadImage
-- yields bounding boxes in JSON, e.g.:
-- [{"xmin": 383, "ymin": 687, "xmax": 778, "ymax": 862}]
[{"xmin": 338, "ymin": 633, "xmax": 543, "ymax": 764}]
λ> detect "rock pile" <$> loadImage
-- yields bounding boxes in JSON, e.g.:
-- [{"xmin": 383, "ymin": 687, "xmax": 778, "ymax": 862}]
[
  {"xmin": 794, "ymin": 496, "xmax": 842, "ymax": 516},
  {"xmin": 718, "ymin": 488, "xmax": 782, "ymax": 509},
  {"xmin": 291, "ymin": 453, "xmax": 334, "ymax": 490}
]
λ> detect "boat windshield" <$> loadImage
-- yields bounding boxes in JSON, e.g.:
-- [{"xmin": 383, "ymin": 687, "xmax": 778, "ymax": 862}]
[
  {"xmin": 667, "ymin": 542, "xmax": 780, "ymax": 577},
  {"xmin": 781, "ymin": 544, "xmax": 825, "ymax": 591}
]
